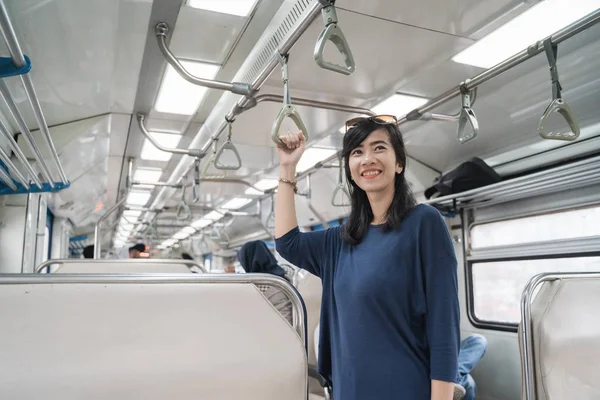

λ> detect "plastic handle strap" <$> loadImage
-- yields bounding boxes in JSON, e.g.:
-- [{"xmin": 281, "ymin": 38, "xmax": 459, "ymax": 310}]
[
  {"xmin": 193, "ymin": 158, "xmax": 201, "ymax": 203},
  {"xmin": 537, "ymin": 39, "xmax": 579, "ymax": 141},
  {"xmin": 214, "ymin": 121, "xmax": 242, "ymax": 170},
  {"xmin": 271, "ymin": 54, "xmax": 309, "ymax": 147},
  {"xmin": 314, "ymin": 2, "xmax": 355, "ymax": 75},
  {"xmin": 457, "ymin": 81, "xmax": 479, "ymax": 144},
  {"xmin": 209, "ymin": 224, "xmax": 221, "ymax": 240},
  {"xmin": 331, "ymin": 157, "xmax": 350, "ymax": 207},
  {"xmin": 202, "ymin": 140, "xmax": 227, "ymax": 178},
  {"xmin": 177, "ymin": 176, "xmax": 192, "ymax": 220}
]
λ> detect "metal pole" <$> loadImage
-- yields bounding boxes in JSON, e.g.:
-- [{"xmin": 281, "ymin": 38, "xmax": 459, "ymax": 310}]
[
  {"xmin": 0, "ymin": 116, "xmax": 43, "ymax": 188},
  {"xmin": 398, "ymin": 9, "xmax": 600, "ymax": 124},
  {"xmin": 252, "ymin": 94, "xmax": 376, "ymax": 116},
  {"xmin": 0, "ymin": 144, "xmax": 29, "ymax": 188},
  {"xmin": 0, "ymin": 0, "xmax": 67, "ymax": 184},
  {"xmin": 137, "ymin": 114, "xmax": 202, "ymax": 158},
  {"xmin": 0, "ymin": 81, "xmax": 54, "ymax": 186},
  {"xmin": 306, "ymin": 174, "xmax": 330, "ymax": 229},
  {"xmin": 0, "ymin": 162, "xmax": 16, "ymax": 190},
  {"xmin": 155, "ymin": 23, "xmax": 253, "ymax": 97},
  {"xmin": 94, "ymin": 197, "xmax": 127, "ymax": 259}
]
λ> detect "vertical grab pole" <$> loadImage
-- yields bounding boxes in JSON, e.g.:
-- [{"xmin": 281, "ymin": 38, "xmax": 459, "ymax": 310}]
[{"xmin": 94, "ymin": 197, "xmax": 127, "ymax": 259}]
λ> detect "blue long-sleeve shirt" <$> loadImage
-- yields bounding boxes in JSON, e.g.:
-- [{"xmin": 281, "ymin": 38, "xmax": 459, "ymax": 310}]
[{"xmin": 276, "ymin": 204, "xmax": 460, "ymax": 400}]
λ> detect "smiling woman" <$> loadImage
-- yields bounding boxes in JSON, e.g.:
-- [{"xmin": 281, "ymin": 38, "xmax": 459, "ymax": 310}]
[{"xmin": 274, "ymin": 117, "xmax": 460, "ymax": 400}]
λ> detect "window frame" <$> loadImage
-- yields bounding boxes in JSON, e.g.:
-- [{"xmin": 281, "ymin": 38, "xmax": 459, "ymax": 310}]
[{"xmin": 461, "ymin": 206, "xmax": 600, "ymax": 332}]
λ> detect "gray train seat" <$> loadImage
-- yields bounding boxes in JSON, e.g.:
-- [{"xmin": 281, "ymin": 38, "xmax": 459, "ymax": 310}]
[
  {"xmin": 519, "ymin": 274, "xmax": 600, "ymax": 400},
  {"xmin": 0, "ymin": 274, "xmax": 307, "ymax": 400}
]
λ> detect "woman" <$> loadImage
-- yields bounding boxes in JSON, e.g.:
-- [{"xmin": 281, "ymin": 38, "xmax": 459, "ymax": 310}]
[
  {"xmin": 274, "ymin": 117, "xmax": 460, "ymax": 400},
  {"xmin": 238, "ymin": 240, "xmax": 293, "ymax": 324}
]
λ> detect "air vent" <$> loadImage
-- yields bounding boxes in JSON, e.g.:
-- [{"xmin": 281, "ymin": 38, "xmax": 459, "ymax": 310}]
[{"xmin": 240, "ymin": 0, "xmax": 314, "ymax": 84}]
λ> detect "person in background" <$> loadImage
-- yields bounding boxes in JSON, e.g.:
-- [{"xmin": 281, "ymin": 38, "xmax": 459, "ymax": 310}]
[
  {"xmin": 237, "ymin": 240, "xmax": 292, "ymax": 324},
  {"xmin": 83, "ymin": 245, "xmax": 94, "ymax": 259},
  {"xmin": 128, "ymin": 243, "xmax": 146, "ymax": 259},
  {"xmin": 223, "ymin": 256, "xmax": 237, "ymax": 273},
  {"xmin": 456, "ymin": 334, "xmax": 488, "ymax": 400}
]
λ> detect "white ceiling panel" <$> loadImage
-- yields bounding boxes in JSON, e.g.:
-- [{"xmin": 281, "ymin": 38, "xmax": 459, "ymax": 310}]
[
  {"xmin": 167, "ymin": 6, "xmax": 248, "ymax": 64},
  {"xmin": 339, "ymin": 0, "xmax": 535, "ymax": 38},
  {"xmin": 265, "ymin": 8, "xmax": 474, "ymax": 100},
  {"xmin": 0, "ymin": 0, "xmax": 151, "ymax": 129}
]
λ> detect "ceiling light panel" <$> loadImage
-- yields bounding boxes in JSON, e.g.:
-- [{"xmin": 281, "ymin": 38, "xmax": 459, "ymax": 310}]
[
  {"xmin": 133, "ymin": 168, "xmax": 163, "ymax": 183},
  {"xmin": 154, "ymin": 60, "xmax": 221, "ymax": 115},
  {"xmin": 452, "ymin": 0, "xmax": 600, "ymax": 69},
  {"xmin": 221, "ymin": 197, "xmax": 253, "ymax": 210},
  {"xmin": 244, "ymin": 178, "xmax": 279, "ymax": 195},
  {"xmin": 126, "ymin": 191, "xmax": 152, "ymax": 206},
  {"xmin": 186, "ymin": 0, "xmax": 259, "ymax": 17},
  {"xmin": 371, "ymin": 94, "xmax": 429, "ymax": 119}
]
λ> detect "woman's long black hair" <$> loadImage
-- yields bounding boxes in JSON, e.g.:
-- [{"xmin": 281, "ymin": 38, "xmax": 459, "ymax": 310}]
[{"xmin": 341, "ymin": 119, "xmax": 416, "ymax": 245}]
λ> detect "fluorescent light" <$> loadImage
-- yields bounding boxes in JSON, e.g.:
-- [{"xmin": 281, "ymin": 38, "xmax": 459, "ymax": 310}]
[
  {"xmin": 123, "ymin": 210, "xmax": 142, "ymax": 219},
  {"xmin": 452, "ymin": 0, "xmax": 600, "ymax": 69},
  {"xmin": 140, "ymin": 132, "xmax": 182, "ymax": 162},
  {"xmin": 162, "ymin": 239, "xmax": 176, "ymax": 247},
  {"xmin": 182, "ymin": 226, "xmax": 196, "ymax": 234},
  {"xmin": 126, "ymin": 191, "xmax": 152, "ymax": 206},
  {"xmin": 296, "ymin": 147, "xmax": 338, "ymax": 173},
  {"xmin": 186, "ymin": 0, "xmax": 258, "ymax": 17},
  {"xmin": 192, "ymin": 218, "xmax": 213, "ymax": 229},
  {"xmin": 204, "ymin": 211, "xmax": 224, "ymax": 221},
  {"xmin": 155, "ymin": 60, "xmax": 220, "ymax": 115},
  {"xmin": 133, "ymin": 168, "xmax": 163, "ymax": 183},
  {"xmin": 245, "ymin": 178, "xmax": 279, "ymax": 195},
  {"xmin": 173, "ymin": 230, "xmax": 191, "ymax": 240},
  {"xmin": 221, "ymin": 197, "xmax": 252, "ymax": 210},
  {"xmin": 371, "ymin": 94, "xmax": 429, "ymax": 119},
  {"xmin": 191, "ymin": 211, "xmax": 224, "ymax": 229}
]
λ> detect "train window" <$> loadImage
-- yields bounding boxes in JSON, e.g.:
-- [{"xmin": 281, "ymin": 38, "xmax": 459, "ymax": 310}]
[
  {"xmin": 471, "ymin": 256, "xmax": 600, "ymax": 324},
  {"xmin": 467, "ymin": 204, "xmax": 600, "ymax": 329},
  {"xmin": 470, "ymin": 205, "xmax": 600, "ymax": 249}
]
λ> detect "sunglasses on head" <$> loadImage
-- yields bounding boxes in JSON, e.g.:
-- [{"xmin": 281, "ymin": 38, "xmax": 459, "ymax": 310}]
[{"xmin": 344, "ymin": 114, "xmax": 398, "ymax": 134}]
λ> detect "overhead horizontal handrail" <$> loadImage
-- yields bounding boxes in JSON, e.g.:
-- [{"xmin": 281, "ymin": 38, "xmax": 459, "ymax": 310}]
[
  {"xmin": 314, "ymin": 0, "xmax": 355, "ymax": 75},
  {"xmin": 0, "ymin": 0, "xmax": 69, "ymax": 191},
  {"xmin": 214, "ymin": 119, "xmax": 242, "ymax": 170},
  {"xmin": 243, "ymin": 93, "xmax": 376, "ymax": 116},
  {"xmin": 142, "ymin": 2, "xmax": 324, "ymax": 249},
  {"xmin": 137, "ymin": 113, "xmax": 202, "ymax": 158},
  {"xmin": 155, "ymin": 22, "xmax": 254, "ymax": 97},
  {"xmin": 185, "ymin": 177, "xmax": 266, "ymax": 195},
  {"xmin": 399, "ymin": 9, "xmax": 600, "ymax": 133},
  {"xmin": 271, "ymin": 53, "xmax": 309, "ymax": 147},
  {"xmin": 537, "ymin": 39, "xmax": 579, "ymax": 141}
]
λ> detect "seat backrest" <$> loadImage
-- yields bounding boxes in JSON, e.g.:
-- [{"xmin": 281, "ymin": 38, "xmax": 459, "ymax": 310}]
[
  {"xmin": 0, "ymin": 274, "xmax": 306, "ymax": 400},
  {"xmin": 295, "ymin": 270, "xmax": 322, "ymax": 367},
  {"xmin": 521, "ymin": 277, "xmax": 600, "ymax": 400},
  {"xmin": 36, "ymin": 259, "xmax": 206, "ymax": 274}
]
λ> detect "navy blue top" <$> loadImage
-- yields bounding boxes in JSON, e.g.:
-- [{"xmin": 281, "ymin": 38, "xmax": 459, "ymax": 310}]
[{"xmin": 275, "ymin": 204, "xmax": 460, "ymax": 400}]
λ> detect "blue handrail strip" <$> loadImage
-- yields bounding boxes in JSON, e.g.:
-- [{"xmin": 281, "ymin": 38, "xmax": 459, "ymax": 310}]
[{"xmin": 0, "ymin": 160, "xmax": 70, "ymax": 195}]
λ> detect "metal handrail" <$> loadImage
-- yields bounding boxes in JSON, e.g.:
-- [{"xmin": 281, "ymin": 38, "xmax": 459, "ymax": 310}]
[
  {"xmin": 155, "ymin": 22, "xmax": 254, "ymax": 97},
  {"xmin": 94, "ymin": 197, "xmax": 127, "ymax": 259},
  {"xmin": 520, "ymin": 272, "xmax": 600, "ymax": 400},
  {"xmin": 400, "ymin": 9, "xmax": 600, "ymax": 126},
  {"xmin": 0, "ymin": 0, "xmax": 68, "ymax": 185},
  {"xmin": 137, "ymin": 114, "xmax": 202, "ymax": 158},
  {"xmin": 0, "ymin": 273, "xmax": 306, "ymax": 344},
  {"xmin": 35, "ymin": 258, "xmax": 208, "ymax": 274}
]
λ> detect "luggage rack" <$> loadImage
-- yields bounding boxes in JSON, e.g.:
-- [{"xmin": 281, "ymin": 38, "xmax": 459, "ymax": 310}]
[{"xmin": 0, "ymin": 0, "xmax": 69, "ymax": 195}]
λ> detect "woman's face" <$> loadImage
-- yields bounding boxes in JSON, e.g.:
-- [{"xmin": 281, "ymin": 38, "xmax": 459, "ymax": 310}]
[{"xmin": 348, "ymin": 128, "xmax": 403, "ymax": 195}]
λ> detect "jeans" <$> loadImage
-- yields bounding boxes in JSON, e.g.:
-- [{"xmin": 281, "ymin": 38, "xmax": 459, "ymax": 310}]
[{"xmin": 456, "ymin": 334, "xmax": 488, "ymax": 400}]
